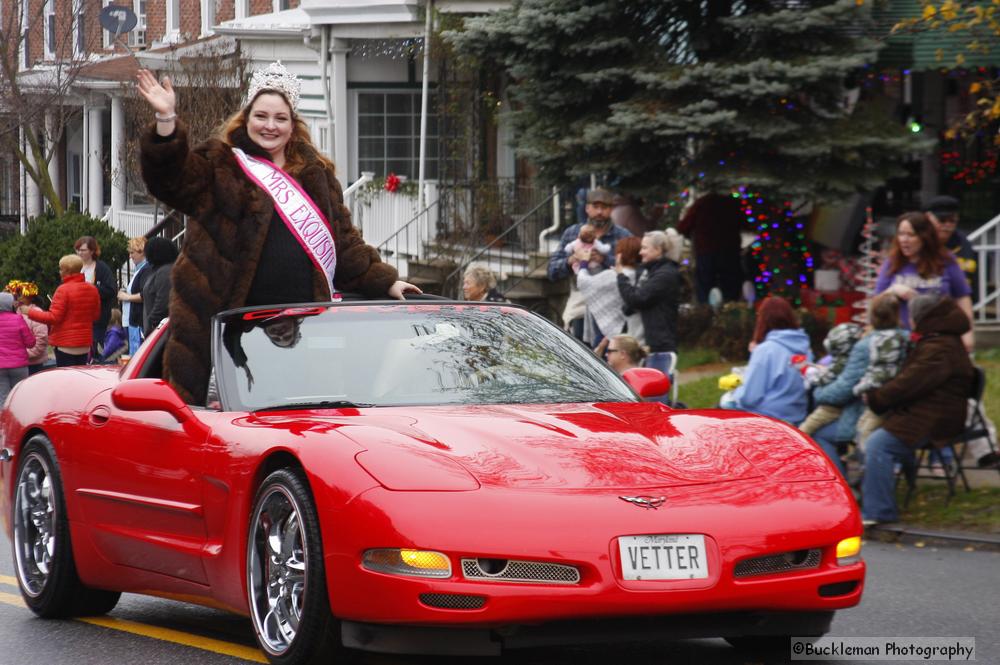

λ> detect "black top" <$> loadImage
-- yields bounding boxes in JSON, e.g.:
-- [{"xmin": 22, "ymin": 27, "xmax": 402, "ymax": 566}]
[
  {"xmin": 126, "ymin": 262, "xmax": 151, "ymax": 328},
  {"xmin": 245, "ymin": 211, "xmax": 315, "ymax": 306},
  {"xmin": 141, "ymin": 263, "xmax": 173, "ymax": 337},
  {"xmin": 92, "ymin": 259, "xmax": 118, "ymax": 330},
  {"xmin": 616, "ymin": 257, "xmax": 680, "ymax": 353}
]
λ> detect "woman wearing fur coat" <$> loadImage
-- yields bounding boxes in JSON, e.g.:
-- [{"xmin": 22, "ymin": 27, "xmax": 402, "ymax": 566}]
[{"xmin": 137, "ymin": 63, "xmax": 420, "ymax": 404}]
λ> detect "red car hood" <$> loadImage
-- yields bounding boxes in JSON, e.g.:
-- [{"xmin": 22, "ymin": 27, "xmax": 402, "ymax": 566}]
[{"xmin": 331, "ymin": 402, "xmax": 780, "ymax": 490}]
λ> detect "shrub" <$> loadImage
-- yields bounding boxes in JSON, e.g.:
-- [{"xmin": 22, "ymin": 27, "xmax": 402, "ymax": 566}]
[
  {"xmin": 678, "ymin": 301, "xmax": 834, "ymax": 364},
  {"xmin": 0, "ymin": 211, "xmax": 129, "ymax": 306}
]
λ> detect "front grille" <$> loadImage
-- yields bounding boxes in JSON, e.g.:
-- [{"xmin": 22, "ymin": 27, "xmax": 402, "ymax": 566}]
[
  {"xmin": 418, "ymin": 593, "xmax": 486, "ymax": 609},
  {"xmin": 733, "ymin": 549, "xmax": 822, "ymax": 578},
  {"xmin": 461, "ymin": 558, "xmax": 581, "ymax": 584}
]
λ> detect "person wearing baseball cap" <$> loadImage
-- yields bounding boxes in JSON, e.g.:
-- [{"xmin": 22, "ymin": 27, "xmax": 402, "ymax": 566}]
[
  {"xmin": 547, "ymin": 187, "xmax": 632, "ymax": 341},
  {"xmin": 924, "ymin": 194, "xmax": 977, "ymax": 301}
]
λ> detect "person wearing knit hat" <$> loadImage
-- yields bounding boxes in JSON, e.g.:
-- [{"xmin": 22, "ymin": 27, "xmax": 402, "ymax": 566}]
[
  {"xmin": 0, "ymin": 290, "xmax": 36, "ymax": 405},
  {"xmin": 924, "ymin": 194, "xmax": 977, "ymax": 301},
  {"xmin": 134, "ymin": 63, "xmax": 422, "ymax": 405}
]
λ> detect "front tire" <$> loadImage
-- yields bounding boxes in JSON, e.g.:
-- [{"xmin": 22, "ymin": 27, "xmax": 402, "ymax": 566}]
[
  {"xmin": 247, "ymin": 468, "xmax": 340, "ymax": 665},
  {"xmin": 13, "ymin": 436, "xmax": 121, "ymax": 617}
]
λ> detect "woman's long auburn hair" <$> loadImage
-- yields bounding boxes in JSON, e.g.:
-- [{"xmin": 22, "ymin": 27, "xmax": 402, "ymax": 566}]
[
  {"xmin": 220, "ymin": 91, "xmax": 336, "ymax": 178},
  {"xmin": 751, "ymin": 296, "xmax": 799, "ymax": 344},
  {"xmin": 887, "ymin": 211, "xmax": 949, "ymax": 278}
]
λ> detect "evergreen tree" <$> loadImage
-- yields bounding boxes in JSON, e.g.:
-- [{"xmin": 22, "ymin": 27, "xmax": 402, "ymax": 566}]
[{"xmin": 447, "ymin": 0, "xmax": 933, "ymax": 201}]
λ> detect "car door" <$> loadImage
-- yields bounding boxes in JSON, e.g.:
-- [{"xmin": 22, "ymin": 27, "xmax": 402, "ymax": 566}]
[{"xmin": 71, "ymin": 387, "xmax": 211, "ymax": 585}]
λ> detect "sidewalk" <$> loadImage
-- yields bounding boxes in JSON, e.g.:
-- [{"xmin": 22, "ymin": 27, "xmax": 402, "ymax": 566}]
[{"xmin": 866, "ymin": 523, "xmax": 1000, "ymax": 551}]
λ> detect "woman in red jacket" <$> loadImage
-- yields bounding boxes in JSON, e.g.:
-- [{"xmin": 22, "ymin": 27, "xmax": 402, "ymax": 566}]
[{"xmin": 26, "ymin": 254, "xmax": 101, "ymax": 367}]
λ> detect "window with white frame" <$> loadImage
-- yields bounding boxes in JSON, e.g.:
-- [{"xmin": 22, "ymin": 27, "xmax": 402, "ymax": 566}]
[
  {"xmin": 165, "ymin": 0, "xmax": 179, "ymax": 40},
  {"xmin": 102, "ymin": 0, "xmax": 112, "ymax": 48},
  {"xmin": 73, "ymin": 0, "xmax": 86, "ymax": 56},
  {"xmin": 21, "ymin": 0, "xmax": 31, "ymax": 68},
  {"xmin": 129, "ymin": 0, "xmax": 147, "ymax": 47},
  {"xmin": 1, "ymin": 158, "xmax": 15, "ymax": 215},
  {"xmin": 306, "ymin": 119, "xmax": 329, "ymax": 156},
  {"xmin": 356, "ymin": 91, "xmax": 439, "ymax": 180},
  {"xmin": 273, "ymin": 0, "xmax": 291, "ymax": 11},
  {"xmin": 200, "ymin": 0, "xmax": 214, "ymax": 36},
  {"xmin": 44, "ymin": 0, "xmax": 55, "ymax": 59}
]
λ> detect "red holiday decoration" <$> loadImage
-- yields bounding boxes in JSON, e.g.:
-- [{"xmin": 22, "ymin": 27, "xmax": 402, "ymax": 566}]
[{"xmin": 384, "ymin": 172, "xmax": 400, "ymax": 193}]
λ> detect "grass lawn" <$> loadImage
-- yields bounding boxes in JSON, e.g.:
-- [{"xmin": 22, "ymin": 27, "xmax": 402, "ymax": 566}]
[
  {"xmin": 896, "ymin": 486, "xmax": 1000, "ymax": 534},
  {"xmin": 673, "ymin": 345, "xmax": 1000, "ymax": 533},
  {"xmin": 676, "ymin": 373, "xmax": 728, "ymax": 410}
]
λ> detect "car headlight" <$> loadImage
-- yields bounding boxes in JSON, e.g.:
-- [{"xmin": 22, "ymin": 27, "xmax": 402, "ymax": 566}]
[
  {"xmin": 836, "ymin": 536, "xmax": 862, "ymax": 565},
  {"xmin": 362, "ymin": 548, "xmax": 452, "ymax": 578}
]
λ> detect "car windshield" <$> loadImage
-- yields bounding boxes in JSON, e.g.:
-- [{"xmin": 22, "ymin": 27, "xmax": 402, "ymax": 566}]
[{"xmin": 213, "ymin": 303, "xmax": 636, "ymax": 411}]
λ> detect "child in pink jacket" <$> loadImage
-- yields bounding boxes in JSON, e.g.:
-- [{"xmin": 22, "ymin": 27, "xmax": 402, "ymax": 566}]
[{"xmin": 0, "ymin": 292, "xmax": 36, "ymax": 405}]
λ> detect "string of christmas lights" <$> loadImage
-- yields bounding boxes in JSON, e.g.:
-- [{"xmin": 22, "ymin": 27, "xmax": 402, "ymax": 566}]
[
  {"xmin": 852, "ymin": 206, "xmax": 881, "ymax": 326},
  {"xmin": 350, "ymin": 38, "xmax": 425, "ymax": 60},
  {"xmin": 738, "ymin": 188, "xmax": 812, "ymax": 304},
  {"xmin": 940, "ymin": 148, "xmax": 999, "ymax": 185}
]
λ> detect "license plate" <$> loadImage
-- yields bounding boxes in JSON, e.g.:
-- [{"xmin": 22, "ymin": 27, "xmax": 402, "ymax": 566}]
[{"xmin": 618, "ymin": 534, "xmax": 709, "ymax": 580}]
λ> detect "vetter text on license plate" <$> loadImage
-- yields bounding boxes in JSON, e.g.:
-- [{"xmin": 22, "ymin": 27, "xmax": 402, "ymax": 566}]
[{"xmin": 618, "ymin": 534, "xmax": 709, "ymax": 580}]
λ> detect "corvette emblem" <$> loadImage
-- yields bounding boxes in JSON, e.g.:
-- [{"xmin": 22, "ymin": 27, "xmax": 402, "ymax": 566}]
[{"xmin": 620, "ymin": 495, "xmax": 666, "ymax": 510}]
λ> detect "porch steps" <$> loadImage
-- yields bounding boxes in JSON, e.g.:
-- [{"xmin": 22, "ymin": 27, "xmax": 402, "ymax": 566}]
[{"xmin": 404, "ymin": 257, "xmax": 458, "ymax": 293}]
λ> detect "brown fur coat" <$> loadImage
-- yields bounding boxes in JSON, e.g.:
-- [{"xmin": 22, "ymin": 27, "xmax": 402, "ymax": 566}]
[
  {"xmin": 866, "ymin": 297, "xmax": 973, "ymax": 447},
  {"xmin": 140, "ymin": 122, "xmax": 398, "ymax": 404}
]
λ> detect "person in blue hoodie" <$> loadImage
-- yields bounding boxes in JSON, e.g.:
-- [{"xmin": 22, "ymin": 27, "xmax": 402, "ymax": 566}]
[{"xmin": 725, "ymin": 296, "xmax": 812, "ymax": 424}]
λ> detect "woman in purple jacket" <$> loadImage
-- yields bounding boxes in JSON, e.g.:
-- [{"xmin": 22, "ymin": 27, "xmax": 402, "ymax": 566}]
[
  {"xmin": 875, "ymin": 211, "xmax": 973, "ymax": 351},
  {"xmin": 0, "ymin": 292, "xmax": 36, "ymax": 404}
]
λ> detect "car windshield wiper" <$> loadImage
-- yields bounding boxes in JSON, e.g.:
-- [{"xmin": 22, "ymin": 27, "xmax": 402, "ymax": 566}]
[{"xmin": 253, "ymin": 400, "xmax": 376, "ymax": 412}]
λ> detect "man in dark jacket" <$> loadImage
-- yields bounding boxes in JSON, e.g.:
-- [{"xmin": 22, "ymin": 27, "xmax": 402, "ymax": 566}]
[
  {"xmin": 677, "ymin": 192, "xmax": 744, "ymax": 303},
  {"xmin": 548, "ymin": 188, "xmax": 632, "ymax": 339},
  {"xmin": 860, "ymin": 294, "xmax": 974, "ymax": 524},
  {"xmin": 548, "ymin": 189, "xmax": 632, "ymax": 281}
]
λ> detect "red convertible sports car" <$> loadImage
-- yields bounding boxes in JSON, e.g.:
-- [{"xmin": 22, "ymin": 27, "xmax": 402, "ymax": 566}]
[{"xmin": 1, "ymin": 298, "xmax": 864, "ymax": 663}]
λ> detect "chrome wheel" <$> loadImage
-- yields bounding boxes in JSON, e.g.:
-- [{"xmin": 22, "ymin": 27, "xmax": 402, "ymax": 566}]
[
  {"xmin": 249, "ymin": 483, "xmax": 308, "ymax": 655},
  {"xmin": 14, "ymin": 451, "xmax": 56, "ymax": 598}
]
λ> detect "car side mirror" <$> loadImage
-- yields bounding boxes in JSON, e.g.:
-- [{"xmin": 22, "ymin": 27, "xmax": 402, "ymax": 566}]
[
  {"xmin": 112, "ymin": 379, "xmax": 194, "ymax": 423},
  {"xmin": 621, "ymin": 367, "xmax": 671, "ymax": 399}
]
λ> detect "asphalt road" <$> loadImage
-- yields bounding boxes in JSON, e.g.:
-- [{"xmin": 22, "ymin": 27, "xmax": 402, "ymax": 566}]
[{"xmin": 0, "ymin": 528, "xmax": 996, "ymax": 665}]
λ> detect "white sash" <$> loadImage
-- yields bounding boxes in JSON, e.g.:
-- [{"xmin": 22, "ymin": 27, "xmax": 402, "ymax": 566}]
[{"xmin": 231, "ymin": 148, "xmax": 336, "ymax": 296}]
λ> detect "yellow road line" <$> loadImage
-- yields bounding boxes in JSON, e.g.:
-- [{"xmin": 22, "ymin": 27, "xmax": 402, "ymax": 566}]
[
  {"xmin": 0, "ymin": 590, "xmax": 24, "ymax": 607},
  {"xmin": 0, "ymin": 574, "xmax": 17, "ymax": 587},
  {"xmin": 78, "ymin": 617, "xmax": 267, "ymax": 663},
  {"xmin": 0, "ymin": 586, "xmax": 264, "ymax": 663}
]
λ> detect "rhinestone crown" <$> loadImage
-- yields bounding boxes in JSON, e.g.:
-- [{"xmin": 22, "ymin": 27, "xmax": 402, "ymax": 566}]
[{"xmin": 244, "ymin": 61, "xmax": 301, "ymax": 111}]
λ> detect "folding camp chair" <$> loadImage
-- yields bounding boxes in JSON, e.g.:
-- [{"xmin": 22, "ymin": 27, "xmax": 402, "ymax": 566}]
[{"xmin": 901, "ymin": 365, "xmax": 993, "ymax": 508}]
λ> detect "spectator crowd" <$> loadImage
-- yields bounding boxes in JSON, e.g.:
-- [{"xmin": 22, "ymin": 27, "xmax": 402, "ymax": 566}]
[
  {"xmin": 1, "ymin": 181, "xmax": 996, "ymax": 529},
  {"xmin": 0, "ymin": 233, "xmax": 160, "ymax": 403},
  {"xmin": 545, "ymin": 188, "xmax": 998, "ymax": 527}
]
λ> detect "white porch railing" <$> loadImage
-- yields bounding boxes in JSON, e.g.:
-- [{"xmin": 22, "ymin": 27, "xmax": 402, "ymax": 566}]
[
  {"xmin": 104, "ymin": 177, "xmax": 440, "ymax": 265},
  {"xmin": 966, "ymin": 211, "xmax": 1000, "ymax": 325},
  {"xmin": 353, "ymin": 182, "xmax": 439, "ymax": 250},
  {"xmin": 107, "ymin": 209, "xmax": 159, "ymax": 238},
  {"xmin": 343, "ymin": 171, "xmax": 374, "ymax": 217}
]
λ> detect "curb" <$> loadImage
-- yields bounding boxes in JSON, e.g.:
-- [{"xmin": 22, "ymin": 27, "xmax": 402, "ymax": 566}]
[{"xmin": 866, "ymin": 524, "xmax": 1000, "ymax": 552}]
